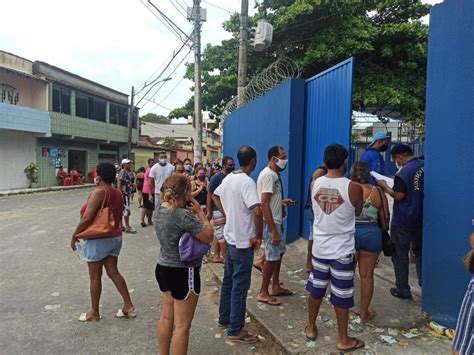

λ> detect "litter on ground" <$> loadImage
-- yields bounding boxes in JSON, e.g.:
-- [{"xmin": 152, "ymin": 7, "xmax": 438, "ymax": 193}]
[{"xmin": 380, "ymin": 335, "xmax": 398, "ymax": 346}]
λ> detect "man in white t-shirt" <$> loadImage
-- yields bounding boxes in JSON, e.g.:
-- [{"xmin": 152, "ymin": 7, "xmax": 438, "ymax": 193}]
[
  {"xmin": 305, "ymin": 144, "xmax": 364, "ymax": 352},
  {"xmin": 256, "ymin": 146, "xmax": 296, "ymax": 306},
  {"xmin": 149, "ymin": 151, "xmax": 174, "ymax": 209},
  {"xmin": 213, "ymin": 145, "xmax": 263, "ymax": 344}
]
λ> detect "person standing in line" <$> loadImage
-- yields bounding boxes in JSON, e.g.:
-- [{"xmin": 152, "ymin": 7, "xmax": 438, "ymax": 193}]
[
  {"xmin": 183, "ymin": 158, "xmax": 194, "ymax": 177},
  {"xmin": 141, "ymin": 158, "xmax": 155, "ymax": 228},
  {"xmin": 213, "ymin": 146, "xmax": 263, "ymax": 344},
  {"xmin": 377, "ymin": 143, "xmax": 424, "ymax": 300},
  {"xmin": 174, "ymin": 161, "xmax": 185, "ymax": 175},
  {"xmin": 305, "ymin": 144, "xmax": 364, "ymax": 352},
  {"xmin": 452, "ymin": 229, "xmax": 474, "ymax": 355},
  {"xmin": 256, "ymin": 146, "xmax": 296, "ymax": 306},
  {"xmin": 149, "ymin": 152, "xmax": 175, "ymax": 209},
  {"xmin": 71, "ymin": 162, "xmax": 135, "ymax": 322},
  {"xmin": 350, "ymin": 161, "xmax": 390, "ymax": 322},
  {"xmin": 135, "ymin": 167, "xmax": 146, "ymax": 208},
  {"xmin": 154, "ymin": 174, "xmax": 214, "ymax": 355},
  {"xmin": 190, "ymin": 167, "xmax": 209, "ymax": 213},
  {"xmin": 207, "ymin": 156, "xmax": 235, "ymax": 263},
  {"xmin": 361, "ymin": 132, "xmax": 391, "ymax": 185},
  {"xmin": 117, "ymin": 159, "xmax": 137, "ymax": 234},
  {"xmin": 304, "ymin": 165, "xmax": 328, "ymax": 273}
]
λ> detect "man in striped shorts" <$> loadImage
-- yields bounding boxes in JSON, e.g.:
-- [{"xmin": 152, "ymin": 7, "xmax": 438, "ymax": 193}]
[{"xmin": 305, "ymin": 144, "xmax": 365, "ymax": 352}]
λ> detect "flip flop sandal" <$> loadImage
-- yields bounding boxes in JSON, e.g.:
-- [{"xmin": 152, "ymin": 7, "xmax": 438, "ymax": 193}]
[
  {"xmin": 270, "ymin": 288, "xmax": 294, "ymax": 297},
  {"xmin": 115, "ymin": 308, "xmax": 137, "ymax": 319},
  {"xmin": 228, "ymin": 331, "xmax": 258, "ymax": 344},
  {"xmin": 78, "ymin": 313, "xmax": 102, "ymax": 322},
  {"xmin": 337, "ymin": 339, "xmax": 365, "ymax": 353},
  {"xmin": 140, "ymin": 222, "xmax": 147, "ymax": 227},
  {"xmin": 257, "ymin": 297, "xmax": 281, "ymax": 306},
  {"xmin": 304, "ymin": 325, "xmax": 317, "ymax": 341},
  {"xmin": 252, "ymin": 264, "xmax": 263, "ymax": 273},
  {"xmin": 218, "ymin": 322, "xmax": 229, "ymax": 329}
]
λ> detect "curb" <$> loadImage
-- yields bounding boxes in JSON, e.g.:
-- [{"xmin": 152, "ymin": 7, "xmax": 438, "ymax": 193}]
[
  {"xmin": 206, "ymin": 263, "xmax": 293, "ymax": 354},
  {"xmin": 0, "ymin": 184, "xmax": 95, "ymax": 197}
]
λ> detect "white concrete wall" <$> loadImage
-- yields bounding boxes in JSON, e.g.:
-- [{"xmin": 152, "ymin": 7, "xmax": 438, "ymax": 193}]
[{"xmin": 0, "ymin": 130, "xmax": 36, "ymax": 190}]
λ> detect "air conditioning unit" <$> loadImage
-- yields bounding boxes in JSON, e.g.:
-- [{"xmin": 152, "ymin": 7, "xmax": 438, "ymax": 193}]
[{"xmin": 251, "ymin": 20, "xmax": 273, "ymax": 52}]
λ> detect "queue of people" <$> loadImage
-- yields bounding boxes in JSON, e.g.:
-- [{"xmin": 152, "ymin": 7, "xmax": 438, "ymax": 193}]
[{"xmin": 70, "ymin": 138, "xmax": 471, "ymax": 354}]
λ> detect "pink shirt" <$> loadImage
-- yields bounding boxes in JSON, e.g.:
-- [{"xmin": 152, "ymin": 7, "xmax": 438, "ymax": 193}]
[{"xmin": 142, "ymin": 166, "xmax": 154, "ymax": 194}]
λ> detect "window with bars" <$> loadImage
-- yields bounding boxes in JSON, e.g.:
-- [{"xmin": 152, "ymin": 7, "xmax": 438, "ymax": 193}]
[{"xmin": 0, "ymin": 84, "xmax": 19, "ymax": 105}]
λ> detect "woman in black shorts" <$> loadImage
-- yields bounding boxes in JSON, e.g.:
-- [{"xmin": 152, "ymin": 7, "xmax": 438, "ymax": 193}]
[{"xmin": 154, "ymin": 174, "xmax": 213, "ymax": 354}]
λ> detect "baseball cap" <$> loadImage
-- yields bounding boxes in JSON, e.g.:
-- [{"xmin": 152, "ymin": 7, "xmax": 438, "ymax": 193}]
[
  {"xmin": 370, "ymin": 132, "xmax": 390, "ymax": 146},
  {"xmin": 121, "ymin": 158, "xmax": 132, "ymax": 165}
]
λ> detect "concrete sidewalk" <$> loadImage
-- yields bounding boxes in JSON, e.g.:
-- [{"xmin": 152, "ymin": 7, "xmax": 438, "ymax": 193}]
[
  {"xmin": 0, "ymin": 183, "xmax": 94, "ymax": 196},
  {"xmin": 208, "ymin": 239, "xmax": 452, "ymax": 354}
]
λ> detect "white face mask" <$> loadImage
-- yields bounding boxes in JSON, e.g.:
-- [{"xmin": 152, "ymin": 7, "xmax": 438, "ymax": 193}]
[
  {"xmin": 159, "ymin": 158, "xmax": 167, "ymax": 165},
  {"xmin": 184, "ymin": 164, "xmax": 191, "ymax": 170},
  {"xmin": 276, "ymin": 158, "xmax": 288, "ymax": 171}
]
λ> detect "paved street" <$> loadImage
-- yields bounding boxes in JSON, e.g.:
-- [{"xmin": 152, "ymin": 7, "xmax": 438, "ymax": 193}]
[{"xmin": 0, "ymin": 189, "xmax": 284, "ymax": 354}]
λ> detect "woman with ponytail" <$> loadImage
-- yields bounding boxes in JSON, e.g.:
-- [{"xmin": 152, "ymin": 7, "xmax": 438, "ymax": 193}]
[{"xmin": 153, "ymin": 174, "xmax": 214, "ymax": 355}]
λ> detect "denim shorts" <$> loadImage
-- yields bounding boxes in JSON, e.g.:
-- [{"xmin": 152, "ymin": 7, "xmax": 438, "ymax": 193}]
[
  {"xmin": 263, "ymin": 223, "xmax": 285, "ymax": 261},
  {"xmin": 306, "ymin": 209, "xmax": 314, "ymax": 241},
  {"xmin": 83, "ymin": 236, "xmax": 123, "ymax": 262},
  {"xmin": 355, "ymin": 222, "xmax": 382, "ymax": 254}
]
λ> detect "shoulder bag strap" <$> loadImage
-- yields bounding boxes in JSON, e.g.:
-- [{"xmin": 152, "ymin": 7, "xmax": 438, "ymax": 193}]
[{"xmin": 375, "ymin": 186, "xmax": 388, "ymax": 230}]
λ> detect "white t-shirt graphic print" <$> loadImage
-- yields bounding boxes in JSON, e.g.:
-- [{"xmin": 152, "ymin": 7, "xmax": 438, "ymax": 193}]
[
  {"xmin": 311, "ymin": 176, "xmax": 356, "ymax": 259},
  {"xmin": 214, "ymin": 172, "xmax": 260, "ymax": 248}
]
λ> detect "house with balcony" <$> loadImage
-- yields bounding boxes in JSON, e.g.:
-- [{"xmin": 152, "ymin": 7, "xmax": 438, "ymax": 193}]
[
  {"xmin": 0, "ymin": 50, "xmax": 138, "ymax": 189},
  {"xmin": 0, "ymin": 52, "xmax": 50, "ymax": 190}
]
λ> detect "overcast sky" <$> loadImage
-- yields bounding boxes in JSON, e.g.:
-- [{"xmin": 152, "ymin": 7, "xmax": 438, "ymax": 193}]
[{"xmin": 0, "ymin": 0, "xmax": 442, "ymax": 117}]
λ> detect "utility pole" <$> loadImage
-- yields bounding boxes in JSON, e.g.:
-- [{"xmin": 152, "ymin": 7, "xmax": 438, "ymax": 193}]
[
  {"xmin": 237, "ymin": 0, "xmax": 249, "ymax": 107},
  {"xmin": 192, "ymin": 0, "xmax": 203, "ymax": 163},
  {"xmin": 127, "ymin": 86, "xmax": 135, "ymax": 159}
]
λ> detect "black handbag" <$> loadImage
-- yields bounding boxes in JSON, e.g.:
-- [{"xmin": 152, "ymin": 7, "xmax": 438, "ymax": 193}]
[{"xmin": 376, "ymin": 187, "xmax": 394, "ymax": 257}]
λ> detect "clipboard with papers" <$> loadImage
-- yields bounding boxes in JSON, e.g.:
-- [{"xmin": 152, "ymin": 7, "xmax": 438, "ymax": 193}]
[{"xmin": 370, "ymin": 171, "xmax": 394, "ymax": 188}]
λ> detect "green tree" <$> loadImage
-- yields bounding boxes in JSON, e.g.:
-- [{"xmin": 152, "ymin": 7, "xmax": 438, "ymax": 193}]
[
  {"xmin": 163, "ymin": 136, "xmax": 176, "ymax": 148},
  {"xmin": 141, "ymin": 113, "xmax": 171, "ymax": 124},
  {"xmin": 172, "ymin": 0, "xmax": 430, "ymax": 124}
]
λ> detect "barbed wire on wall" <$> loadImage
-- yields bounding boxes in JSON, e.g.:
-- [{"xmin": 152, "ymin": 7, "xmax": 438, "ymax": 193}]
[{"xmin": 218, "ymin": 57, "xmax": 301, "ymax": 123}]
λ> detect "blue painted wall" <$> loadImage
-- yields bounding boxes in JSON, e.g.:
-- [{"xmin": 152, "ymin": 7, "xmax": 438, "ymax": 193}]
[
  {"xmin": 423, "ymin": 0, "xmax": 474, "ymax": 327},
  {"xmin": 301, "ymin": 58, "xmax": 354, "ymax": 238},
  {"xmin": 223, "ymin": 79, "xmax": 305, "ymax": 243},
  {"xmin": 0, "ymin": 102, "xmax": 50, "ymax": 134}
]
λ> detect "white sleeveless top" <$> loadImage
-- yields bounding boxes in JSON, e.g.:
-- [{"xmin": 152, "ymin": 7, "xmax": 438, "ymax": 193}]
[{"xmin": 311, "ymin": 176, "xmax": 356, "ymax": 259}]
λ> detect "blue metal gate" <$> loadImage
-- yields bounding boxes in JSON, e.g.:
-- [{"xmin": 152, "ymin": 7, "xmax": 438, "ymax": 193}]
[{"xmin": 301, "ymin": 58, "xmax": 354, "ymax": 237}]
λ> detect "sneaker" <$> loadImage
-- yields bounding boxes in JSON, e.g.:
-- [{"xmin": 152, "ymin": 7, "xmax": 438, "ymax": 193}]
[{"xmin": 124, "ymin": 227, "xmax": 137, "ymax": 234}]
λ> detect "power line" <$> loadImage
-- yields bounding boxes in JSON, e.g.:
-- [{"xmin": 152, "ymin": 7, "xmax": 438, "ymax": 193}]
[
  {"xmin": 169, "ymin": 0, "xmax": 188, "ymax": 19},
  {"xmin": 141, "ymin": 0, "xmax": 187, "ymax": 43},
  {"xmin": 135, "ymin": 38, "xmax": 190, "ymax": 96},
  {"xmin": 147, "ymin": 0, "xmax": 192, "ymax": 42},
  {"xmin": 203, "ymin": 0, "xmax": 233, "ymax": 14},
  {"xmin": 147, "ymin": 77, "xmax": 186, "ymax": 112},
  {"xmin": 139, "ymin": 49, "xmax": 192, "ymax": 110},
  {"xmin": 140, "ymin": 41, "xmax": 188, "ymax": 88}
]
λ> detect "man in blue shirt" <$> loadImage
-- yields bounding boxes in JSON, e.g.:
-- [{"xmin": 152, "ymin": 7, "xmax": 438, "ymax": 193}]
[
  {"xmin": 207, "ymin": 156, "xmax": 235, "ymax": 262},
  {"xmin": 361, "ymin": 132, "xmax": 391, "ymax": 185},
  {"xmin": 377, "ymin": 144, "xmax": 424, "ymax": 300}
]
